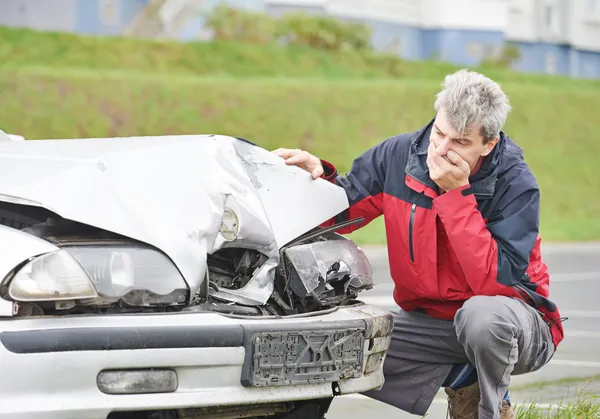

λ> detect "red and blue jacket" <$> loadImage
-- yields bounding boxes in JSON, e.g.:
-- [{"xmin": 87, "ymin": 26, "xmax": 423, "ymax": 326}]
[{"xmin": 321, "ymin": 119, "xmax": 565, "ymax": 349}]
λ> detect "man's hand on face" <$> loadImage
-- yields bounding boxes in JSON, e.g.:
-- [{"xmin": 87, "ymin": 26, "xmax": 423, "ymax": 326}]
[
  {"xmin": 426, "ymin": 141, "xmax": 470, "ymax": 192},
  {"xmin": 272, "ymin": 148, "xmax": 324, "ymax": 179}
]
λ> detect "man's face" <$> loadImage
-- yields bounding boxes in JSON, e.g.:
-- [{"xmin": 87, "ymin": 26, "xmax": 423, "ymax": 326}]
[{"xmin": 428, "ymin": 107, "xmax": 498, "ymax": 171}]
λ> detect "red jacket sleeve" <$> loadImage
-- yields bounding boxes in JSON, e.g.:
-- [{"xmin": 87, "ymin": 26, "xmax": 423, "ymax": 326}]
[{"xmin": 318, "ymin": 140, "xmax": 392, "ymax": 234}]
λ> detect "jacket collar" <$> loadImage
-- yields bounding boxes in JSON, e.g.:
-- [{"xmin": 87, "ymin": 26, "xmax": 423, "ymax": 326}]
[{"xmin": 404, "ymin": 118, "xmax": 503, "ymax": 199}]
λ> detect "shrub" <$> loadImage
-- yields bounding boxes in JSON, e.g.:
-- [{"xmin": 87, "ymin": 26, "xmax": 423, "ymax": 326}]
[
  {"xmin": 204, "ymin": 4, "xmax": 278, "ymax": 44},
  {"xmin": 204, "ymin": 5, "xmax": 373, "ymax": 52},
  {"xmin": 481, "ymin": 43, "xmax": 521, "ymax": 70},
  {"xmin": 277, "ymin": 13, "xmax": 372, "ymax": 52}
]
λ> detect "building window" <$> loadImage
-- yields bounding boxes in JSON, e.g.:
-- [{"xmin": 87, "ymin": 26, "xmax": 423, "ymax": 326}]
[
  {"xmin": 584, "ymin": 0, "xmax": 600, "ymax": 22},
  {"xmin": 100, "ymin": 0, "xmax": 120, "ymax": 25},
  {"xmin": 545, "ymin": 52, "xmax": 557, "ymax": 75},
  {"xmin": 543, "ymin": 1, "xmax": 560, "ymax": 36}
]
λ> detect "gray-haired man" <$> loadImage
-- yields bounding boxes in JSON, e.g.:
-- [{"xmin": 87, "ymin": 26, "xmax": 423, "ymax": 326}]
[{"xmin": 274, "ymin": 69, "xmax": 564, "ymax": 418}]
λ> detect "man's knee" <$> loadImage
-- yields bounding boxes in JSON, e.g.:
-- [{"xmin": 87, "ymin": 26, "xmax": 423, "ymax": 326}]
[{"xmin": 454, "ymin": 296, "xmax": 518, "ymax": 349}]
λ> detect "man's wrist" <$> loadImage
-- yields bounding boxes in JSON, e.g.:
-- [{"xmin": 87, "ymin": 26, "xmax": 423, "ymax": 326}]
[
  {"xmin": 434, "ymin": 183, "xmax": 472, "ymax": 204},
  {"xmin": 446, "ymin": 180, "xmax": 470, "ymax": 192},
  {"xmin": 436, "ymin": 180, "xmax": 470, "ymax": 193}
]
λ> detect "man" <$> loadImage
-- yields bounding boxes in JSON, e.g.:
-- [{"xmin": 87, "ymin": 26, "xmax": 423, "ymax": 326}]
[{"xmin": 273, "ymin": 69, "xmax": 565, "ymax": 419}]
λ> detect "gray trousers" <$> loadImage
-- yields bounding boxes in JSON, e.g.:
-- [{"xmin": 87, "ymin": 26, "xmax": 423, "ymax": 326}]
[{"xmin": 362, "ymin": 296, "xmax": 555, "ymax": 419}]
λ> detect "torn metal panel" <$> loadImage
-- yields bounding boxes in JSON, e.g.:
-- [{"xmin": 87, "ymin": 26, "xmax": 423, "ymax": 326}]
[{"xmin": 0, "ymin": 135, "xmax": 349, "ymax": 305}]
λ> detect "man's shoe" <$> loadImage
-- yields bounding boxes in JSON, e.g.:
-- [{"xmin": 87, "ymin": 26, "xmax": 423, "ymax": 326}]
[
  {"xmin": 500, "ymin": 400, "xmax": 516, "ymax": 419},
  {"xmin": 445, "ymin": 381, "xmax": 480, "ymax": 419}
]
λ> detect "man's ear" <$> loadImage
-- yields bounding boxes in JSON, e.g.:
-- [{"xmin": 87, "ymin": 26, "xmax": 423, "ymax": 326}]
[{"xmin": 481, "ymin": 137, "xmax": 499, "ymax": 157}]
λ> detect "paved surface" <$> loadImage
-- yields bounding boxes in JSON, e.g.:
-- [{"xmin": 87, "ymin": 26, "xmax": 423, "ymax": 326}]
[{"xmin": 327, "ymin": 243, "xmax": 600, "ymax": 418}]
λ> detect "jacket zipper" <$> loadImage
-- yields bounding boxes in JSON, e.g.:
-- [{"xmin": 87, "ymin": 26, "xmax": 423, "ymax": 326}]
[{"xmin": 409, "ymin": 204, "xmax": 416, "ymax": 262}]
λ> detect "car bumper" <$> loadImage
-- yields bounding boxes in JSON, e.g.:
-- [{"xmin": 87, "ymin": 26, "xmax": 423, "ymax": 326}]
[{"xmin": 0, "ymin": 304, "xmax": 392, "ymax": 419}]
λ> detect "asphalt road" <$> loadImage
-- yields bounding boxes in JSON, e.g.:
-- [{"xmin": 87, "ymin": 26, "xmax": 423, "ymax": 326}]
[{"xmin": 327, "ymin": 242, "xmax": 600, "ymax": 418}]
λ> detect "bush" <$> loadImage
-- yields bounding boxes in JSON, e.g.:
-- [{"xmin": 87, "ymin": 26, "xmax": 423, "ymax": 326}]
[
  {"xmin": 205, "ymin": 4, "xmax": 278, "ymax": 44},
  {"xmin": 204, "ymin": 5, "xmax": 373, "ymax": 52},
  {"xmin": 277, "ymin": 13, "xmax": 373, "ymax": 52},
  {"xmin": 481, "ymin": 43, "xmax": 521, "ymax": 70},
  {"xmin": 362, "ymin": 51, "xmax": 408, "ymax": 76}
]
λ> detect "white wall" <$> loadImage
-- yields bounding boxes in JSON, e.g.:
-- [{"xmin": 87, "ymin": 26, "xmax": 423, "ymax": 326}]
[
  {"xmin": 327, "ymin": 0, "xmax": 421, "ymax": 25},
  {"xmin": 567, "ymin": 0, "xmax": 600, "ymax": 52},
  {"xmin": 536, "ymin": 0, "xmax": 569, "ymax": 43},
  {"xmin": 505, "ymin": 0, "xmax": 600, "ymax": 49},
  {"xmin": 269, "ymin": 0, "xmax": 509, "ymax": 29},
  {"xmin": 0, "ymin": 0, "xmax": 76, "ymax": 32},
  {"xmin": 420, "ymin": 0, "xmax": 508, "ymax": 31},
  {"xmin": 505, "ymin": 0, "xmax": 538, "ymax": 42},
  {"xmin": 267, "ymin": 0, "xmax": 600, "ymax": 53},
  {"xmin": 267, "ymin": 0, "xmax": 421, "ymax": 24},
  {"xmin": 268, "ymin": 0, "xmax": 532, "ymax": 34}
]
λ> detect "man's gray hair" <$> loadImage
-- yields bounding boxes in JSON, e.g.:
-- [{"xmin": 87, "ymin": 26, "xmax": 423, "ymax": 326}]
[{"xmin": 433, "ymin": 69, "xmax": 512, "ymax": 143}]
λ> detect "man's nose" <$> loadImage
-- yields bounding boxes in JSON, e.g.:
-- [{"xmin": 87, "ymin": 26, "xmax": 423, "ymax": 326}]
[{"xmin": 436, "ymin": 139, "xmax": 452, "ymax": 156}]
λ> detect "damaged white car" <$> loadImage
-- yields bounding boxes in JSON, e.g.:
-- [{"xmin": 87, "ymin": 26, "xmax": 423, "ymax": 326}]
[{"xmin": 0, "ymin": 130, "xmax": 393, "ymax": 419}]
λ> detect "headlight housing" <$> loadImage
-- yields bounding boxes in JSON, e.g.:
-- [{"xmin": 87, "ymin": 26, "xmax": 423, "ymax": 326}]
[
  {"xmin": 283, "ymin": 238, "xmax": 374, "ymax": 306},
  {"xmin": 8, "ymin": 250, "xmax": 98, "ymax": 302},
  {"xmin": 8, "ymin": 245, "xmax": 189, "ymax": 307}
]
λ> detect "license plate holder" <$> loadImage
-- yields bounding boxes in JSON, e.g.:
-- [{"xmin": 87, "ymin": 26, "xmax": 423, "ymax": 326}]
[{"xmin": 241, "ymin": 328, "xmax": 365, "ymax": 387}]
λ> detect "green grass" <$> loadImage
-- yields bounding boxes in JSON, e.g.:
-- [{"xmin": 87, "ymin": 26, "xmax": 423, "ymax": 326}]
[
  {"xmin": 511, "ymin": 376, "xmax": 600, "ymax": 418},
  {"xmin": 421, "ymin": 377, "xmax": 600, "ymax": 418},
  {"xmin": 511, "ymin": 375, "xmax": 600, "ymax": 393},
  {"xmin": 3, "ymin": 25, "xmax": 600, "ymax": 90},
  {"xmin": 515, "ymin": 383, "xmax": 600, "ymax": 418},
  {"xmin": 0, "ymin": 27, "xmax": 599, "ymax": 244},
  {"xmin": 0, "ymin": 25, "xmax": 453, "ymax": 79}
]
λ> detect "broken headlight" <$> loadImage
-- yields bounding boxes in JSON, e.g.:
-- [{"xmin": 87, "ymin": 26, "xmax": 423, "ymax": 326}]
[
  {"xmin": 8, "ymin": 250, "xmax": 99, "ymax": 302},
  {"xmin": 283, "ymin": 238, "xmax": 374, "ymax": 307},
  {"xmin": 9, "ymin": 246, "xmax": 188, "ymax": 307}
]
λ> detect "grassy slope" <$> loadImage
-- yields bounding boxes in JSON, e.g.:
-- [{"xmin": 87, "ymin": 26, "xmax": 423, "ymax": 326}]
[
  {"xmin": 1, "ymin": 27, "xmax": 599, "ymax": 243},
  {"xmin": 3, "ymin": 25, "xmax": 600, "ymax": 88}
]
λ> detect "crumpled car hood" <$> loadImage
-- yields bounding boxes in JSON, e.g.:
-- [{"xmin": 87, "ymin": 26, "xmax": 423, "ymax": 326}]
[
  {"xmin": 0, "ymin": 135, "xmax": 349, "ymax": 305},
  {"xmin": 0, "ymin": 129, "xmax": 13, "ymax": 142}
]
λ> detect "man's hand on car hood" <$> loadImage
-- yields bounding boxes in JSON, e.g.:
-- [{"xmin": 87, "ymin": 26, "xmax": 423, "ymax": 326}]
[{"xmin": 272, "ymin": 148, "xmax": 324, "ymax": 179}]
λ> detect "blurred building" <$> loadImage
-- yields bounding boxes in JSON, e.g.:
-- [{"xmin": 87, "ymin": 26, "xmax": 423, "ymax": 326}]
[
  {"xmin": 0, "ymin": 0, "xmax": 147, "ymax": 35},
  {"xmin": 1, "ymin": 0, "xmax": 599, "ymax": 79}
]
